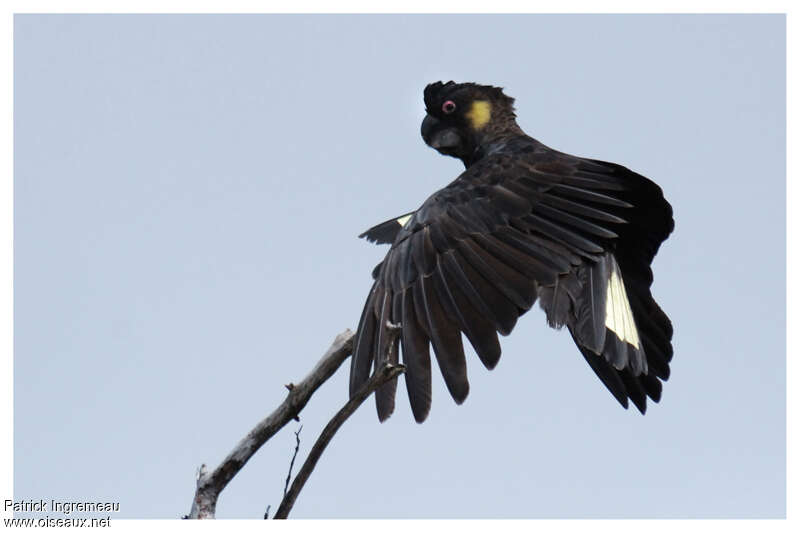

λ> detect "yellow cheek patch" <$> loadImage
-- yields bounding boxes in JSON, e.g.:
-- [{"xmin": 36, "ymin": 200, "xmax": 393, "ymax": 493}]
[{"xmin": 466, "ymin": 100, "xmax": 492, "ymax": 130}]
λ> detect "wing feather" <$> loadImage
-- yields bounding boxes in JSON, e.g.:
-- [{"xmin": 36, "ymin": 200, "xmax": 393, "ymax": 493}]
[
  {"xmin": 440, "ymin": 250, "xmax": 518, "ymax": 335},
  {"xmin": 374, "ymin": 291, "xmax": 401, "ymax": 421},
  {"xmin": 531, "ymin": 202, "xmax": 619, "ymax": 239},
  {"xmin": 419, "ymin": 274, "xmax": 469, "ymax": 403},
  {"xmin": 359, "ymin": 212, "xmax": 415, "ymax": 244},
  {"xmin": 432, "ymin": 260, "xmax": 502, "ymax": 370},
  {"xmin": 350, "ymin": 282, "xmax": 378, "ymax": 396},
  {"xmin": 547, "ymin": 183, "xmax": 634, "ymax": 208},
  {"xmin": 523, "ymin": 213, "xmax": 605, "ymax": 255},
  {"xmin": 539, "ymin": 193, "xmax": 629, "ymax": 224},
  {"xmin": 401, "ymin": 288, "xmax": 433, "ymax": 422},
  {"xmin": 455, "ymin": 239, "xmax": 537, "ymax": 310}
]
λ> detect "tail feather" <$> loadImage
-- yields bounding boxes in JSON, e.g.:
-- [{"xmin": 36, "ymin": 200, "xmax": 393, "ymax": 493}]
[{"xmin": 547, "ymin": 251, "xmax": 662, "ymax": 414}]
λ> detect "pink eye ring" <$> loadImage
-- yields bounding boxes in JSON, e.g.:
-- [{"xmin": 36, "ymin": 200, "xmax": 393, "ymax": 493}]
[{"xmin": 442, "ymin": 100, "xmax": 456, "ymax": 114}]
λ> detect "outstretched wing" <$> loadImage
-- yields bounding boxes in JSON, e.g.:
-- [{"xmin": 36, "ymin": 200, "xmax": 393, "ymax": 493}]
[{"xmin": 351, "ymin": 140, "xmax": 673, "ymax": 422}]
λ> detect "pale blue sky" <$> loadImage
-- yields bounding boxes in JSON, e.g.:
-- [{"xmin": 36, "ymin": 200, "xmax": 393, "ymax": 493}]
[{"xmin": 14, "ymin": 14, "xmax": 785, "ymax": 518}]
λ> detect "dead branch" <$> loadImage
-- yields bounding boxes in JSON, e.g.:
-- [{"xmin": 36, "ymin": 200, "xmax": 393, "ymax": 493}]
[
  {"xmin": 273, "ymin": 361, "xmax": 405, "ymax": 519},
  {"xmin": 273, "ymin": 322, "xmax": 404, "ymax": 519},
  {"xmin": 187, "ymin": 329, "xmax": 355, "ymax": 519},
  {"xmin": 284, "ymin": 425, "xmax": 303, "ymax": 497}
]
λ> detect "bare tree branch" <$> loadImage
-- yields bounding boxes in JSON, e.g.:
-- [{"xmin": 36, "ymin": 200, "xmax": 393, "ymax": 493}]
[
  {"xmin": 283, "ymin": 425, "xmax": 303, "ymax": 497},
  {"xmin": 272, "ymin": 361, "xmax": 404, "ymax": 519},
  {"xmin": 273, "ymin": 323, "xmax": 404, "ymax": 519},
  {"xmin": 187, "ymin": 329, "xmax": 355, "ymax": 519}
]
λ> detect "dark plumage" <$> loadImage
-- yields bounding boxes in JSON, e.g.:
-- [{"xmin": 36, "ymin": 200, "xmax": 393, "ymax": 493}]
[{"xmin": 351, "ymin": 81, "xmax": 674, "ymax": 423}]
